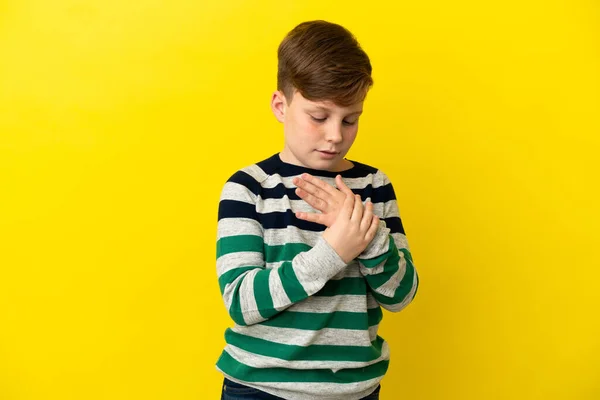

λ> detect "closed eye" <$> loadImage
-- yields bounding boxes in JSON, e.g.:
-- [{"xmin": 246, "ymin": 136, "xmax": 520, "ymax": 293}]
[{"xmin": 310, "ymin": 116, "xmax": 358, "ymax": 126}]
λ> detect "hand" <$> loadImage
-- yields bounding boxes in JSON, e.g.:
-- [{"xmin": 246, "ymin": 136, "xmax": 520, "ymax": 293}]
[
  {"xmin": 294, "ymin": 174, "xmax": 354, "ymax": 227},
  {"xmin": 322, "ymin": 192, "xmax": 380, "ymax": 264}
]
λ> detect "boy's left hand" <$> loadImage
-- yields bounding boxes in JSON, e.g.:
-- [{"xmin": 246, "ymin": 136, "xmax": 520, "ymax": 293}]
[{"xmin": 293, "ymin": 173, "xmax": 355, "ymax": 227}]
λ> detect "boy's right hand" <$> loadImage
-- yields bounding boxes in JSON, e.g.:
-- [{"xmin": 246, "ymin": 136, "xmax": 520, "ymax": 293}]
[{"xmin": 322, "ymin": 192, "xmax": 380, "ymax": 264}]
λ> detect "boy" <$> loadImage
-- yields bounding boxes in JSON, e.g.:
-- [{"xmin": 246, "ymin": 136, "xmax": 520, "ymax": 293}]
[{"xmin": 216, "ymin": 20, "xmax": 419, "ymax": 400}]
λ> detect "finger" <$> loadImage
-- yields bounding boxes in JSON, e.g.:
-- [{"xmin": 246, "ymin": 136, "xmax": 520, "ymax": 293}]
[
  {"xmin": 360, "ymin": 201, "xmax": 374, "ymax": 232},
  {"xmin": 294, "ymin": 177, "xmax": 332, "ymax": 205},
  {"xmin": 340, "ymin": 191, "xmax": 355, "ymax": 220},
  {"xmin": 295, "ymin": 187, "xmax": 327, "ymax": 211},
  {"xmin": 299, "ymin": 173, "xmax": 338, "ymax": 197},
  {"xmin": 335, "ymin": 175, "xmax": 354, "ymax": 196},
  {"xmin": 365, "ymin": 215, "xmax": 380, "ymax": 242},
  {"xmin": 351, "ymin": 194, "xmax": 364, "ymax": 223},
  {"xmin": 295, "ymin": 211, "xmax": 326, "ymax": 225}
]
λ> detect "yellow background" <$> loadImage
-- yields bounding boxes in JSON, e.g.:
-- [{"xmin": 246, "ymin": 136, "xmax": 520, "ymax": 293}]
[{"xmin": 1, "ymin": 1, "xmax": 599, "ymax": 399}]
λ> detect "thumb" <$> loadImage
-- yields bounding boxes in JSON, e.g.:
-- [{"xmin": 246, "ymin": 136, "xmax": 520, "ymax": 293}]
[
  {"xmin": 295, "ymin": 211, "xmax": 326, "ymax": 225},
  {"xmin": 336, "ymin": 175, "xmax": 354, "ymax": 196}
]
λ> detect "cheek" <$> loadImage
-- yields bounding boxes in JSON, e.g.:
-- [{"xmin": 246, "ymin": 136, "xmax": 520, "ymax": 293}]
[
  {"xmin": 296, "ymin": 118, "xmax": 321, "ymax": 138},
  {"xmin": 344, "ymin": 127, "xmax": 359, "ymax": 143}
]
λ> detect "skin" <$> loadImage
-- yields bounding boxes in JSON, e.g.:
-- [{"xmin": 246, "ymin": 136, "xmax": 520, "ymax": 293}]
[
  {"xmin": 270, "ymin": 88, "xmax": 379, "ymax": 262},
  {"xmin": 270, "ymin": 89, "xmax": 362, "ymax": 172}
]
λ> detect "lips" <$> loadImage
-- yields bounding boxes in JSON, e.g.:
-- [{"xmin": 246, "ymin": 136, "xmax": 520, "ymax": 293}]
[{"xmin": 318, "ymin": 150, "xmax": 339, "ymax": 154}]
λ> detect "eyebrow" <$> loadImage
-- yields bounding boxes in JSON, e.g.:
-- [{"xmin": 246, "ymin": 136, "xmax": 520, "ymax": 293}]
[{"xmin": 309, "ymin": 106, "xmax": 363, "ymax": 116}]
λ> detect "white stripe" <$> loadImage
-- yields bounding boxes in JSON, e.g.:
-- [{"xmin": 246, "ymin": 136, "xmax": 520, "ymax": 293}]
[
  {"xmin": 268, "ymin": 267, "xmax": 291, "ymax": 310},
  {"xmin": 265, "ymin": 260, "xmax": 287, "ymax": 270},
  {"xmin": 368, "ymin": 324, "xmax": 379, "ymax": 342},
  {"xmin": 241, "ymin": 164, "xmax": 268, "ymax": 183},
  {"xmin": 336, "ymin": 261, "xmax": 362, "ymax": 278},
  {"xmin": 224, "ymin": 341, "xmax": 390, "ymax": 370},
  {"xmin": 261, "ymin": 173, "xmax": 379, "ymax": 190},
  {"xmin": 222, "ymin": 272, "xmax": 248, "ymax": 311},
  {"xmin": 373, "ymin": 251, "xmax": 407, "ymax": 298},
  {"xmin": 263, "ymin": 225, "xmax": 321, "ymax": 247},
  {"xmin": 217, "ymin": 251, "xmax": 263, "ymax": 277},
  {"xmin": 287, "ymin": 294, "xmax": 368, "ymax": 313},
  {"xmin": 383, "ymin": 268, "xmax": 419, "ymax": 312},
  {"xmin": 256, "ymin": 197, "xmax": 398, "ymax": 218},
  {"xmin": 380, "ymin": 198, "xmax": 400, "ymax": 218},
  {"xmin": 265, "ymin": 260, "xmax": 362, "ymax": 279},
  {"xmin": 232, "ymin": 324, "xmax": 374, "ymax": 347},
  {"xmin": 237, "ymin": 269, "xmax": 264, "ymax": 325},
  {"xmin": 220, "ymin": 182, "xmax": 256, "ymax": 203},
  {"xmin": 217, "ymin": 218, "xmax": 262, "ymax": 239},
  {"xmin": 391, "ymin": 232, "xmax": 409, "ymax": 249},
  {"xmin": 366, "ymin": 292, "xmax": 379, "ymax": 309},
  {"xmin": 360, "ymin": 262, "xmax": 386, "ymax": 276}
]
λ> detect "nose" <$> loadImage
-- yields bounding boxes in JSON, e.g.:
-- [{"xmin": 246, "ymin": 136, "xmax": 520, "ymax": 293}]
[{"xmin": 325, "ymin": 122, "xmax": 343, "ymax": 144}]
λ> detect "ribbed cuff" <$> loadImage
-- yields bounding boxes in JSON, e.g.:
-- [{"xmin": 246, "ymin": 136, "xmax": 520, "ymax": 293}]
[{"xmin": 358, "ymin": 220, "xmax": 390, "ymax": 260}]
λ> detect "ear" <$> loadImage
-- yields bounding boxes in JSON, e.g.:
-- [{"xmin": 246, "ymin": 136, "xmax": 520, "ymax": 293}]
[{"xmin": 271, "ymin": 90, "xmax": 287, "ymax": 123}]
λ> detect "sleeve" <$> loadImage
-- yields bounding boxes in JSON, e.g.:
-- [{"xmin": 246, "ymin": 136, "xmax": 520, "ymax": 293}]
[
  {"xmin": 216, "ymin": 170, "xmax": 348, "ymax": 326},
  {"xmin": 356, "ymin": 171, "xmax": 419, "ymax": 312}
]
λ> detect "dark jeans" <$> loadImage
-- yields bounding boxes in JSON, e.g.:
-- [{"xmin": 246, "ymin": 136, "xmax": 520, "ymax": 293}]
[{"xmin": 221, "ymin": 378, "xmax": 381, "ymax": 400}]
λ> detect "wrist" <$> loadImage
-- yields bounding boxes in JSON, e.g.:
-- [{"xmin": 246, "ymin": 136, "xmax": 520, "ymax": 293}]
[
  {"xmin": 358, "ymin": 221, "xmax": 390, "ymax": 260},
  {"xmin": 322, "ymin": 230, "xmax": 352, "ymax": 264}
]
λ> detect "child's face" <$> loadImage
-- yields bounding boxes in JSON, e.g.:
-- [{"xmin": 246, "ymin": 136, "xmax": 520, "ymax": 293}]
[{"xmin": 271, "ymin": 89, "xmax": 363, "ymax": 171}]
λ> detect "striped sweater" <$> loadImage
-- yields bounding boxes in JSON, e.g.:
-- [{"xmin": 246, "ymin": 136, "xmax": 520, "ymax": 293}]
[{"xmin": 215, "ymin": 153, "xmax": 419, "ymax": 400}]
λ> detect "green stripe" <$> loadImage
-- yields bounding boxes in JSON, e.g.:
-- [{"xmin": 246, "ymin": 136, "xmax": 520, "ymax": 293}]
[
  {"xmin": 403, "ymin": 247, "xmax": 414, "ymax": 263},
  {"xmin": 254, "ymin": 270, "xmax": 276, "ymax": 319},
  {"xmin": 217, "ymin": 350, "xmax": 389, "ymax": 383},
  {"xmin": 358, "ymin": 238, "xmax": 393, "ymax": 268},
  {"xmin": 264, "ymin": 242, "xmax": 312, "ymax": 263},
  {"xmin": 369, "ymin": 248, "xmax": 417, "ymax": 305},
  {"xmin": 365, "ymin": 240, "xmax": 401, "ymax": 289},
  {"xmin": 217, "ymin": 235, "xmax": 263, "ymax": 258},
  {"xmin": 278, "ymin": 261, "xmax": 308, "ymax": 302},
  {"xmin": 314, "ymin": 277, "xmax": 367, "ymax": 296},
  {"xmin": 261, "ymin": 309, "xmax": 382, "ymax": 331},
  {"xmin": 218, "ymin": 266, "xmax": 258, "ymax": 294},
  {"xmin": 225, "ymin": 329, "xmax": 384, "ymax": 362}
]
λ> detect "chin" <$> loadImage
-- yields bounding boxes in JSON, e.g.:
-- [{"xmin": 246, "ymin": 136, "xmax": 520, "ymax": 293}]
[
  {"xmin": 315, "ymin": 159, "xmax": 343, "ymax": 171},
  {"xmin": 297, "ymin": 151, "xmax": 343, "ymax": 171}
]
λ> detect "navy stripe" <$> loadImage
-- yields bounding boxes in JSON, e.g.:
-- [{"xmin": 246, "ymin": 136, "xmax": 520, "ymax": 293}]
[
  {"xmin": 371, "ymin": 183, "xmax": 396, "ymax": 204},
  {"xmin": 260, "ymin": 210, "xmax": 326, "ymax": 232},
  {"xmin": 226, "ymin": 155, "xmax": 397, "ymax": 203},
  {"xmin": 384, "ymin": 217, "xmax": 405, "ymax": 234},
  {"xmin": 218, "ymin": 200, "xmax": 258, "ymax": 221},
  {"xmin": 258, "ymin": 212, "xmax": 405, "ymax": 233},
  {"xmin": 227, "ymin": 170, "xmax": 262, "ymax": 196},
  {"xmin": 220, "ymin": 201, "xmax": 404, "ymax": 233},
  {"xmin": 257, "ymin": 154, "xmax": 378, "ymax": 178},
  {"xmin": 260, "ymin": 183, "xmax": 396, "ymax": 203}
]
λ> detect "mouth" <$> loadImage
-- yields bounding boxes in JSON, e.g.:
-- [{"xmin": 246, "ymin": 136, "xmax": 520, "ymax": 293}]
[
  {"xmin": 317, "ymin": 150, "xmax": 339, "ymax": 155},
  {"xmin": 316, "ymin": 150, "xmax": 340, "ymax": 160}
]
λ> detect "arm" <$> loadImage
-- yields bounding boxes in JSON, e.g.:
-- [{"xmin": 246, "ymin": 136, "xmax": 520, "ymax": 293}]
[
  {"xmin": 356, "ymin": 173, "xmax": 419, "ymax": 312},
  {"xmin": 216, "ymin": 170, "xmax": 348, "ymax": 326}
]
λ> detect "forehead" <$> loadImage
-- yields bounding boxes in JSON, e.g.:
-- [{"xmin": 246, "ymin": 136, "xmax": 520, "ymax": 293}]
[{"xmin": 293, "ymin": 91, "xmax": 363, "ymax": 113}]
